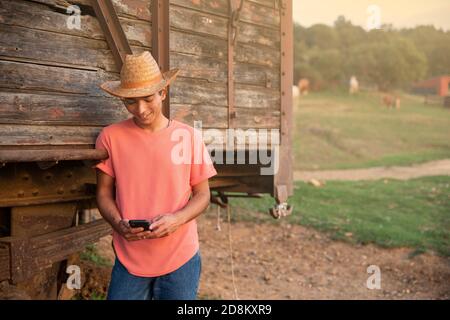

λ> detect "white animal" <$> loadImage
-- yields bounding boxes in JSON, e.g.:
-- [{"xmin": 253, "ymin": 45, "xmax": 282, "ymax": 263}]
[{"xmin": 349, "ymin": 75, "xmax": 359, "ymax": 94}]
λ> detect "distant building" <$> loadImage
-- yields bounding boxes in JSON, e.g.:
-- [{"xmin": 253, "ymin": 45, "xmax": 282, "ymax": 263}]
[{"xmin": 412, "ymin": 76, "xmax": 450, "ymax": 97}]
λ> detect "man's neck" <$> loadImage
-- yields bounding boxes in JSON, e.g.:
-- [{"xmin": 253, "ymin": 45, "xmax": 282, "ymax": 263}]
[{"xmin": 133, "ymin": 115, "xmax": 169, "ymax": 133}]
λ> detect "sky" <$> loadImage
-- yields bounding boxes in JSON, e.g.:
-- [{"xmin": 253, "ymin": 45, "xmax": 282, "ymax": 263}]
[{"xmin": 293, "ymin": 0, "xmax": 450, "ymax": 31}]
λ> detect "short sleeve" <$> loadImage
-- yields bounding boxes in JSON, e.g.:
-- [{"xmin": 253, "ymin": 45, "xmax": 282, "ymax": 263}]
[
  {"xmin": 93, "ymin": 129, "xmax": 115, "ymax": 178},
  {"xmin": 190, "ymin": 129, "xmax": 217, "ymax": 187}
]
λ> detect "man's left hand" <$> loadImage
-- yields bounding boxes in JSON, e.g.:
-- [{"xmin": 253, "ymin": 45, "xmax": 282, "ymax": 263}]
[{"xmin": 147, "ymin": 214, "xmax": 183, "ymax": 238}]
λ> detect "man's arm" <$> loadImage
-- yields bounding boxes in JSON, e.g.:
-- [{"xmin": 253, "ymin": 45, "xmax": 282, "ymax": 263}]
[
  {"xmin": 175, "ymin": 179, "xmax": 211, "ymax": 225},
  {"xmin": 96, "ymin": 169, "xmax": 122, "ymax": 230},
  {"xmin": 149, "ymin": 179, "xmax": 211, "ymax": 238},
  {"xmin": 96, "ymin": 169, "xmax": 149, "ymax": 241}
]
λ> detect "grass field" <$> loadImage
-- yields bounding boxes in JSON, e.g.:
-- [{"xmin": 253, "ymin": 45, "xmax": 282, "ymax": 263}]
[
  {"xmin": 294, "ymin": 90, "xmax": 450, "ymax": 171},
  {"xmin": 227, "ymin": 176, "xmax": 450, "ymax": 256}
]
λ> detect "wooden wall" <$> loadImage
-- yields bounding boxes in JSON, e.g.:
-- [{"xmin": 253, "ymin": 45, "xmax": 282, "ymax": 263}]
[
  {"xmin": 169, "ymin": 0, "xmax": 281, "ymax": 147},
  {"xmin": 0, "ymin": 0, "xmax": 281, "ymax": 150}
]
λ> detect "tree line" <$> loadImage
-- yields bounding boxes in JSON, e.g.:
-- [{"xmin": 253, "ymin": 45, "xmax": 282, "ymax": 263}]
[{"xmin": 294, "ymin": 16, "xmax": 450, "ymax": 91}]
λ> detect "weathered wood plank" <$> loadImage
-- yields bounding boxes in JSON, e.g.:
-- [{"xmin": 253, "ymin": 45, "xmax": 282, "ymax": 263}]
[
  {"xmin": 11, "ymin": 203, "xmax": 77, "ymax": 237},
  {"xmin": 0, "ymin": 149, "xmax": 108, "ymax": 162},
  {"xmin": 170, "ymin": 77, "xmax": 228, "ymax": 107},
  {"xmin": 235, "ymin": 84, "xmax": 281, "ymax": 109},
  {"xmin": 0, "ymin": 60, "xmax": 118, "ymax": 97},
  {"xmin": 0, "ymin": 244, "xmax": 9, "ymax": 281},
  {"xmin": 170, "ymin": 0, "xmax": 228, "ymax": 17},
  {"xmin": 0, "ymin": 219, "xmax": 112, "ymax": 282},
  {"xmin": 234, "ymin": 62, "xmax": 280, "ymax": 89},
  {"xmin": 30, "ymin": 0, "xmax": 152, "ymax": 22},
  {"xmin": 240, "ymin": 0, "xmax": 280, "ymax": 27},
  {"xmin": 170, "ymin": 52, "xmax": 280, "ymax": 89},
  {"xmin": 0, "ymin": 24, "xmax": 114, "ymax": 71},
  {"xmin": 0, "ymin": 91, "xmax": 128, "ymax": 126},
  {"xmin": 0, "ymin": 0, "xmax": 152, "ymax": 47},
  {"xmin": 0, "ymin": 24, "xmax": 146, "ymax": 73},
  {"xmin": 171, "ymin": 104, "xmax": 228, "ymax": 129},
  {"xmin": 0, "ymin": 125, "xmax": 102, "ymax": 146},
  {"xmin": 170, "ymin": 4, "xmax": 280, "ymax": 48},
  {"xmin": 171, "ymin": 104, "xmax": 279, "ymax": 129},
  {"xmin": 171, "ymin": 0, "xmax": 279, "ymax": 28},
  {"xmin": 171, "ymin": 77, "xmax": 280, "ymax": 109},
  {"xmin": 248, "ymin": 0, "xmax": 277, "ymax": 8},
  {"xmin": 170, "ymin": 29, "xmax": 279, "ymax": 67},
  {"xmin": 0, "ymin": 126, "xmax": 278, "ymax": 150},
  {"xmin": 203, "ymin": 128, "xmax": 280, "ymax": 148}
]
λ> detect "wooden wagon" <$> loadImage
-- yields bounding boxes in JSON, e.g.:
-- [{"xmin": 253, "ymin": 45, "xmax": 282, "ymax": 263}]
[{"xmin": 0, "ymin": 0, "xmax": 293, "ymax": 299}]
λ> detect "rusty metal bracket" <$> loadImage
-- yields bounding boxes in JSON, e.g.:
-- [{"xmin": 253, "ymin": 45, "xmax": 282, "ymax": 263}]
[
  {"xmin": 227, "ymin": 0, "xmax": 244, "ymax": 127},
  {"xmin": 269, "ymin": 184, "xmax": 293, "ymax": 218},
  {"xmin": 269, "ymin": 202, "xmax": 293, "ymax": 219},
  {"xmin": 91, "ymin": 0, "xmax": 132, "ymax": 69}
]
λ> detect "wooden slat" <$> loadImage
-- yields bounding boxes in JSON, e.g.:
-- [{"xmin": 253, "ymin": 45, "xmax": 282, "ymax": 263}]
[
  {"xmin": 0, "ymin": 124, "xmax": 102, "ymax": 146},
  {"xmin": 171, "ymin": 77, "xmax": 280, "ymax": 109},
  {"xmin": 274, "ymin": 0, "xmax": 294, "ymax": 198},
  {"xmin": 0, "ymin": 0, "xmax": 152, "ymax": 47},
  {"xmin": 171, "ymin": 0, "xmax": 279, "ymax": 28},
  {"xmin": 0, "ymin": 244, "xmax": 10, "ymax": 281},
  {"xmin": 0, "ymin": 60, "xmax": 117, "ymax": 97},
  {"xmin": 0, "ymin": 91, "xmax": 128, "ymax": 126},
  {"xmin": 203, "ymin": 128, "xmax": 280, "ymax": 148},
  {"xmin": 171, "ymin": 0, "xmax": 228, "ymax": 16},
  {"xmin": 240, "ymin": 0, "xmax": 280, "ymax": 27},
  {"xmin": 248, "ymin": 0, "xmax": 277, "ymax": 8},
  {"xmin": 170, "ymin": 30, "xmax": 280, "ymax": 67},
  {"xmin": 170, "ymin": 4, "xmax": 280, "ymax": 48},
  {"xmin": 170, "ymin": 52, "xmax": 280, "ymax": 88},
  {"xmin": 0, "ymin": 149, "xmax": 108, "ymax": 163},
  {"xmin": 30, "ymin": 0, "xmax": 151, "ymax": 22},
  {"xmin": 0, "ymin": 25, "xmax": 147, "ymax": 73},
  {"xmin": 171, "ymin": 104, "xmax": 280, "ymax": 129},
  {"xmin": 0, "ymin": 219, "xmax": 112, "ymax": 282},
  {"xmin": 0, "ymin": 24, "xmax": 116, "ymax": 72}
]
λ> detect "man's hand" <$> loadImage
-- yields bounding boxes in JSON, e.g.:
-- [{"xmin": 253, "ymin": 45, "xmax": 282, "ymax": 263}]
[
  {"xmin": 115, "ymin": 219, "xmax": 154, "ymax": 241},
  {"xmin": 148, "ymin": 214, "xmax": 183, "ymax": 238}
]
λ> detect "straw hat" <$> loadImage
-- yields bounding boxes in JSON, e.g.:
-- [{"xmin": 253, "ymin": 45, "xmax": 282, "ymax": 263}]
[{"xmin": 100, "ymin": 51, "xmax": 180, "ymax": 98}]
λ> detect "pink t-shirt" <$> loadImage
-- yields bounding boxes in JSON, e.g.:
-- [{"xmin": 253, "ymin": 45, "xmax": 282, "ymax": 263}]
[{"xmin": 94, "ymin": 118, "xmax": 217, "ymax": 277}]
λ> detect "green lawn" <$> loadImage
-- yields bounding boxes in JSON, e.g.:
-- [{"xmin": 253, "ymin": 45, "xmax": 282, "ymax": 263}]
[
  {"xmin": 226, "ymin": 176, "xmax": 450, "ymax": 256},
  {"xmin": 294, "ymin": 90, "xmax": 450, "ymax": 170}
]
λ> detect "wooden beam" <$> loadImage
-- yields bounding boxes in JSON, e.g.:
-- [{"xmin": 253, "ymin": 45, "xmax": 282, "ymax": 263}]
[
  {"xmin": 0, "ymin": 149, "xmax": 108, "ymax": 163},
  {"xmin": 274, "ymin": 0, "xmax": 293, "ymax": 200},
  {"xmin": 91, "ymin": 0, "xmax": 132, "ymax": 69},
  {"xmin": 0, "ymin": 219, "xmax": 112, "ymax": 283}
]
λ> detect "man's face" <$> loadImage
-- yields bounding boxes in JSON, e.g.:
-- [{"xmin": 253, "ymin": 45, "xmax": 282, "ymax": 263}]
[{"xmin": 122, "ymin": 89, "xmax": 166, "ymax": 126}]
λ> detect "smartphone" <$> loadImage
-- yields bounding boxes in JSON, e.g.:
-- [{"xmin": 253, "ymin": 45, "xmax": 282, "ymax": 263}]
[{"xmin": 129, "ymin": 219, "xmax": 150, "ymax": 231}]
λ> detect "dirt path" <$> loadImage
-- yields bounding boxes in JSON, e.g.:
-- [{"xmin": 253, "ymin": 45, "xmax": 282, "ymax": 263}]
[
  {"xmin": 83, "ymin": 208, "xmax": 449, "ymax": 300},
  {"xmin": 294, "ymin": 159, "xmax": 450, "ymax": 181}
]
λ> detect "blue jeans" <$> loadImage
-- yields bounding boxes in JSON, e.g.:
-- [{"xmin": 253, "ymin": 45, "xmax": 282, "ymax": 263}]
[{"xmin": 107, "ymin": 250, "xmax": 202, "ymax": 300}]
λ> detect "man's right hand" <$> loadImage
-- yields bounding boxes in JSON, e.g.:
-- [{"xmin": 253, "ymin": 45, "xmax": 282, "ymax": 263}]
[{"xmin": 115, "ymin": 219, "xmax": 153, "ymax": 241}]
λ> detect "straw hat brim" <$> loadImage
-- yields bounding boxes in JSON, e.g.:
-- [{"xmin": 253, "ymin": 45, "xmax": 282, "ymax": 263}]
[{"xmin": 100, "ymin": 69, "xmax": 180, "ymax": 98}]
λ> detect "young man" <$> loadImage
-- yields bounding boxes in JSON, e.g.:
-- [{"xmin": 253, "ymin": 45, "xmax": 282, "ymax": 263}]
[{"xmin": 94, "ymin": 51, "xmax": 217, "ymax": 300}]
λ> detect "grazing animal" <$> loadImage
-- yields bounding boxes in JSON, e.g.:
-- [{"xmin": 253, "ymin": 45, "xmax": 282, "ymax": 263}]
[
  {"xmin": 298, "ymin": 78, "xmax": 310, "ymax": 96},
  {"xmin": 382, "ymin": 94, "xmax": 401, "ymax": 109},
  {"xmin": 349, "ymin": 76, "xmax": 359, "ymax": 94}
]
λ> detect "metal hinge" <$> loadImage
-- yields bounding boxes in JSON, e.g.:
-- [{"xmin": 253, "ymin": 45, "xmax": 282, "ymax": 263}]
[{"xmin": 269, "ymin": 202, "xmax": 293, "ymax": 219}]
